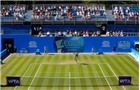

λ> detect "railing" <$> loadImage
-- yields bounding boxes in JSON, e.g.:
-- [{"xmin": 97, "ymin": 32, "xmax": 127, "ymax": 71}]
[
  {"xmin": 1, "ymin": 16, "xmax": 138, "ymax": 25},
  {"xmin": 31, "ymin": 16, "xmax": 108, "ymax": 24},
  {"xmin": 0, "ymin": 49, "xmax": 8, "ymax": 60},
  {"xmin": 1, "ymin": 17, "xmax": 24, "ymax": 24},
  {"xmin": 31, "ymin": 16, "xmax": 139, "ymax": 25},
  {"xmin": 114, "ymin": 16, "xmax": 139, "ymax": 25}
]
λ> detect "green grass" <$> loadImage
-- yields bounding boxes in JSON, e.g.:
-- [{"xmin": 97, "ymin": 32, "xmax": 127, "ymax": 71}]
[{"xmin": 1, "ymin": 54, "xmax": 139, "ymax": 90}]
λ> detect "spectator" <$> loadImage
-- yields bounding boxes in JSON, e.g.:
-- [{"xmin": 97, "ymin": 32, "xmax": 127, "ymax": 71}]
[
  {"xmin": 58, "ymin": 31, "xmax": 61, "ymax": 36},
  {"xmin": 69, "ymin": 31, "xmax": 72, "ymax": 36},
  {"xmin": 55, "ymin": 31, "xmax": 58, "ymax": 37},
  {"xmin": 103, "ymin": 11, "xmax": 107, "ymax": 16},
  {"xmin": 74, "ymin": 30, "xmax": 77, "ymax": 36},
  {"xmin": 85, "ymin": 30, "xmax": 89, "ymax": 36},
  {"xmin": 0, "ymin": 11, "xmax": 2, "ymax": 16},
  {"xmin": 106, "ymin": 31, "xmax": 110, "ymax": 36},
  {"xmin": 63, "ymin": 31, "xmax": 66, "ymax": 36},
  {"xmin": 83, "ymin": 32, "xmax": 86, "ymax": 37},
  {"xmin": 82, "ymin": 13, "xmax": 85, "ymax": 20},
  {"xmin": 46, "ymin": 31, "xmax": 50, "ymax": 36}
]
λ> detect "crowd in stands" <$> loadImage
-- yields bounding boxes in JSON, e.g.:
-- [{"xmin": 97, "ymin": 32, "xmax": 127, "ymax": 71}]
[
  {"xmin": 112, "ymin": 5, "xmax": 139, "ymax": 20},
  {"xmin": 37, "ymin": 30, "xmax": 101, "ymax": 37},
  {"xmin": 106, "ymin": 30, "xmax": 124, "ymax": 36},
  {"xmin": 1, "ymin": 4, "xmax": 139, "ymax": 22},
  {"xmin": 1, "ymin": 5, "xmax": 26, "ymax": 21},
  {"xmin": 37, "ymin": 29, "xmax": 138, "ymax": 37},
  {"xmin": 32, "ymin": 5, "xmax": 106, "ymax": 21}
]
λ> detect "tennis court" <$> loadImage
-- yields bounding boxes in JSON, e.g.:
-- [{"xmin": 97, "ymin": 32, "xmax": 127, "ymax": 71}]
[{"xmin": 1, "ymin": 54, "xmax": 139, "ymax": 90}]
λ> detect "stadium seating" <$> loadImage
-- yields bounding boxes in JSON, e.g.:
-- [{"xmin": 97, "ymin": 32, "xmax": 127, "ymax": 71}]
[
  {"xmin": 0, "ymin": 4, "xmax": 139, "ymax": 36},
  {"xmin": 112, "ymin": 4, "xmax": 139, "ymax": 20},
  {"xmin": 31, "ymin": 4, "xmax": 106, "ymax": 21},
  {"xmin": 1, "ymin": 5, "xmax": 26, "ymax": 22}
]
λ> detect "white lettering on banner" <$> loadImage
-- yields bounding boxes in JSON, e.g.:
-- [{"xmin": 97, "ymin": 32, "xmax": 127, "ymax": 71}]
[
  {"xmin": 62, "ymin": 40, "xmax": 83, "ymax": 46},
  {"xmin": 118, "ymin": 41, "xmax": 130, "ymax": 49},
  {"xmin": 55, "ymin": 39, "xmax": 83, "ymax": 49},
  {"xmin": 29, "ymin": 41, "xmax": 37, "ymax": 48},
  {"xmin": 8, "ymin": 80, "xmax": 20, "ymax": 83},
  {"xmin": 119, "ymin": 79, "xmax": 131, "ymax": 83},
  {"xmin": 102, "ymin": 41, "xmax": 110, "ymax": 47}
]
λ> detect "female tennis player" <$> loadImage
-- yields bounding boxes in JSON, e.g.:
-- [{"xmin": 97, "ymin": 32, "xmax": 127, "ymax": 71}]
[{"xmin": 74, "ymin": 52, "xmax": 78, "ymax": 64}]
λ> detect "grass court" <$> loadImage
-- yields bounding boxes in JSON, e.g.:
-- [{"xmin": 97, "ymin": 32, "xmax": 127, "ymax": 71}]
[{"xmin": 1, "ymin": 53, "xmax": 139, "ymax": 90}]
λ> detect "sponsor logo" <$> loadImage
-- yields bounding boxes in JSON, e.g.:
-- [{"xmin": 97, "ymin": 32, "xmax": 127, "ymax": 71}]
[
  {"xmin": 102, "ymin": 41, "xmax": 110, "ymax": 47},
  {"xmin": 119, "ymin": 79, "xmax": 131, "ymax": 83},
  {"xmin": 54, "ymin": 37, "xmax": 84, "ymax": 52},
  {"xmin": 118, "ymin": 41, "xmax": 130, "ymax": 49},
  {"xmin": 8, "ymin": 79, "xmax": 20, "ymax": 83},
  {"xmin": 7, "ymin": 76, "xmax": 20, "ymax": 86},
  {"xmin": 29, "ymin": 41, "xmax": 37, "ymax": 48},
  {"xmin": 119, "ymin": 76, "xmax": 131, "ymax": 85}
]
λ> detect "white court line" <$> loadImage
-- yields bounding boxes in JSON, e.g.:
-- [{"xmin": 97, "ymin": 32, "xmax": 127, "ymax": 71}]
[
  {"xmin": 2, "ymin": 54, "xmax": 12, "ymax": 62},
  {"xmin": 127, "ymin": 54, "xmax": 139, "ymax": 63},
  {"xmin": 127, "ymin": 54, "xmax": 135, "ymax": 60},
  {"xmin": 14, "ymin": 63, "xmax": 33, "ymax": 90},
  {"xmin": 106, "ymin": 63, "xmax": 126, "ymax": 90},
  {"xmin": 37, "ymin": 72, "xmax": 102, "ymax": 74},
  {"xmin": 27, "ymin": 64, "xmax": 42, "ymax": 90},
  {"xmin": 69, "ymin": 72, "xmax": 71, "ymax": 90},
  {"xmin": 98, "ymin": 63, "xmax": 108, "ymax": 64},
  {"xmin": 98, "ymin": 64, "xmax": 112, "ymax": 90}
]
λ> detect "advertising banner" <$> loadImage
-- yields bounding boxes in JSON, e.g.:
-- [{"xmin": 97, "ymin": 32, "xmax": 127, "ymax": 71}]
[
  {"xmin": 7, "ymin": 76, "xmax": 20, "ymax": 86},
  {"xmin": 1, "ymin": 35, "xmax": 138, "ymax": 53},
  {"xmin": 119, "ymin": 76, "xmax": 132, "ymax": 85}
]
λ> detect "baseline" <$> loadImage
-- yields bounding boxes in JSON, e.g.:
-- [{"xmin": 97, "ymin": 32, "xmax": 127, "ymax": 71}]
[
  {"xmin": 2, "ymin": 54, "xmax": 12, "ymax": 62},
  {"xmin": 127, "ymin": 54, "xmax": 139, "ymax": 63}
]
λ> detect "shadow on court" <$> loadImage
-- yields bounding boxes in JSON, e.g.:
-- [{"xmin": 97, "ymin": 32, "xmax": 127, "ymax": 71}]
[
  {"xmin": 19, "ymin": 84, "xmax": 137, "ymax": 87},
  {"xmin": 1, "ymin": 85, "xmax": 15, "ymax": 87},
  {"xmin": 78, "ymin": 62, "xmax": 88, "ymax": 65},
  {"xmin": 48, "ymin": 54, "xmax": 55, "ymax": 55}
]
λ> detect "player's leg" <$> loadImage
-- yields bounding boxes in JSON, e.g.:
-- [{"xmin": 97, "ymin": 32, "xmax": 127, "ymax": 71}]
[
  {"xmin": 44, "ymin": 50, "xmax": 46, "ymax": 55},
  {"xmin": 114, "ymin": 49, "xmax": 116, "ymax": 54},
  {"xmin": 75, "ymin": 57, "xmax": 77, "ymax": 64},
  {"xmin": 113, "ymin": 49, "xmax": 115, "ymax": 54},
  {"xmin": 47, "ymin": 50, "xmax": 48, "ymax": 54},
  {"xmin": 74, "ymin": 57, "xmax": 77, "ymax": 64}
]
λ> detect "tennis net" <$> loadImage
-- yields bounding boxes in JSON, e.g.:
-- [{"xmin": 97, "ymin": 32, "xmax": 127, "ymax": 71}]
[{"xmin": 21, "ymin": 76, "xmax": 118, "ymax": 87}]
